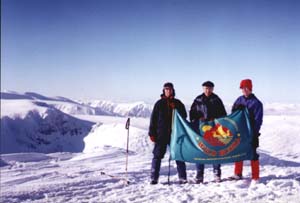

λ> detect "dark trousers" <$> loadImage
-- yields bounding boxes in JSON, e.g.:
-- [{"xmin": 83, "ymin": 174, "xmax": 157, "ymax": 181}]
[
  {"xmin": 195, "ymin": 163, "xmax": 221, "ymax": 179},
  {"xmin": 151, "ymin": 143, "xmax": 186, "ymax": 181},
  {"xmin": 252, "ymin": 135, "xmax": 260, "ymax": 160}
]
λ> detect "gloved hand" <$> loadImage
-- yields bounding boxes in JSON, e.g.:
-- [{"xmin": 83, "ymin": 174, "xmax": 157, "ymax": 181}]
[
  {"xmin": 150, "ymin": 135, "xmax": 156, "ymax": 143},
  {"xmin": 232, "ymin": 104, "xmax": 245, "ymax": 112},
  {"xmin": 169, "ymin": 102, "xmax": 175, "ymax": 109},
  {"xmin": 199, "ymin": 117, "xmax": 205, "ymax": 122},
  {"xmin": 252, "ymin": 134, "xmax": 259, "ymax": 148}
]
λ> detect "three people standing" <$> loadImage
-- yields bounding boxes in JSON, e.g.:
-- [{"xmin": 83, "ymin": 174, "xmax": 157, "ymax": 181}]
[{"xmin": 148, "ymin": 79, "xmax": 263, "ymax": 184}]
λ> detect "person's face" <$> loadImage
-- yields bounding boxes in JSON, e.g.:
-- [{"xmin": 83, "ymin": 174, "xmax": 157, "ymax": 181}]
[
  {"xmin": 164, "ymin": 87, "xmax": 173, "ymax": 98},
  {"xmin": 203, "ymin": 86, "xmax": 213, "ymax": 97},
  {"xmin": 241, "ymin": 87, "xmax": 252, "ymax": 97}
]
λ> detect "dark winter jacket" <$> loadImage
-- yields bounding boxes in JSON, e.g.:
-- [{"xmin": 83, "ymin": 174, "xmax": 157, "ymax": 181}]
[
  {"xmin": 149, "ymin": 95, "xmax": 187, "ymax": 144},
  {"xmin": 189, "ymin": 93, "xmax": 227, "ymax": 122},
  {"xmin": 232, "ymin": 94, "xmax": 263, "ymax": 135}
]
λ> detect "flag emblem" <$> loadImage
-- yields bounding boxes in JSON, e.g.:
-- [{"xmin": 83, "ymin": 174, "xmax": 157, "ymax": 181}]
[{"xmin": 201, "ymin": 123, "xmax": 233, "ymax": 147}]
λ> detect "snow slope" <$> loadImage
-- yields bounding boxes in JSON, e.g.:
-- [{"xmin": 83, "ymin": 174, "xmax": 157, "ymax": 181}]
[
  {"xmin": 1, "ymin": 103, "xmax": 300, "ymax": 202},
  {"xmin": 1, "ymin": 99, "xmax": 94, "ymax": 153},
  {"xmin": 1, "ymin": 93, "xmax": 300, "ymax": 202}
]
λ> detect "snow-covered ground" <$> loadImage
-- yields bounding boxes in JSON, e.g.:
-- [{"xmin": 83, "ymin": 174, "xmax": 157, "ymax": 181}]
[{"xmin": 1, "ymin": 92, "xmax": 300, "ymax": 202}]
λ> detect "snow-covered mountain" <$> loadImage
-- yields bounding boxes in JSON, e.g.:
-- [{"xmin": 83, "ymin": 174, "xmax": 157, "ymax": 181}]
[
  {"xmin": 0, "ymin": 91, "xmax": 152, "ymax": 154},
  {"xmin": 1, "ymin": 99, "xmax": 94, "ymax": 154},
  {"xmin": 82, "ymin": 100, "xmax": 152, "ymax": 117},
  {"xmin": 1, "ymin": 91, "xmax": 152, "ymax": 117}
]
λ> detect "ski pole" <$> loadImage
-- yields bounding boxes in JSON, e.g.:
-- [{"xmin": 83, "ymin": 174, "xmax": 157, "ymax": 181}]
[
  {"xmin": 168, "ymin": 155, "xmax": 171, "ymax": 185},
  {"xmin": 125, "ymin": 118, "xmax": 130, "ymax": 181}
]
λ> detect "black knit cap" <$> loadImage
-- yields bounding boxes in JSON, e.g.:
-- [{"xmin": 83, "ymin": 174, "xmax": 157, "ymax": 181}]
[
  {"xmin": 202, "ymin": 81, "xmax": 214, "ymax": 87},
  {"xmin": 163, "ymin": 82, "xmax": 174, "ymax": 89}
]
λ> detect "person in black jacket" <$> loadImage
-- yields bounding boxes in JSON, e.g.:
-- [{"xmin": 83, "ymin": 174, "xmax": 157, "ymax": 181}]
[
  {"xmin": 148, "ymin": 82, "xmax": 187, "ymax": 185},
  {"xmin": 190, "ymin": 81, "xmax": 227, "ymax": 183}
]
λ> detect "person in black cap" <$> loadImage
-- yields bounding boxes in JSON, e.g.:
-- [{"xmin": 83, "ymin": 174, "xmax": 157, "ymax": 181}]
[
  {"xmin": 148, "ymin": 82, "xmax": 187, "ymax": 184},
  {"xmin": 190, "ymin": 81, "xmax": 227, "ymax": 183}
]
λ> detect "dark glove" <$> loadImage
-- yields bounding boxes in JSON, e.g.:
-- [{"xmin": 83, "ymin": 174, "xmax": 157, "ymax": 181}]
[
  {"xmin": 150, "ymin": 135, "xmax": 156, "ymax": 143},
  {"xmin": 232, "ymin": 104, "xmax": 245, "ymax": 112},
  {"xmin": 252, "ymin": 134, "xmax": 259, "ymax": 148}
]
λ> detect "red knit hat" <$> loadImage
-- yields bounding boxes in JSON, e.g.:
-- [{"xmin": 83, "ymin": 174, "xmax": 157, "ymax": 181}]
[{"xmin": 240, "ymin": 79, "xmax": 252, "ymax": 91}]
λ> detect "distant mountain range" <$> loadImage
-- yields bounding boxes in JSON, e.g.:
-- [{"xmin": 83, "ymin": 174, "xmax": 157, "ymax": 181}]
[
  {"xmin": 1, "ymin": 91, "xmax": 300, "ymax": 154},
  {"xmin": 0, "ymin": 91, "xmax": 152, "ymax": 153},
  {"xmin": 1, "ymin": 91, "xmax": 153, "ymax": 118}
]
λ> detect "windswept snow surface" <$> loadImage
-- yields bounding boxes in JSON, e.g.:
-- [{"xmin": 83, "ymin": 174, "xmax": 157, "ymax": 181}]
[{"xmin": 1, "ymin": 95, "xmax": 300, "ymax": 202}]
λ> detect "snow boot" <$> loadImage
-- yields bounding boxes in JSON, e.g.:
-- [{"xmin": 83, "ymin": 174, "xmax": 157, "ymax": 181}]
[
  {"xmin": 179, "ymin": 178, "xmax": 188, "ymax": 184},
  {"xmin": 150, "ymin": 179, "xmax": 158, "ymax": 185},
  {"xmin": 214, "ymin": 175, "xmax": 221, "ymax": 183},
  {"xmin": 195, "ymin": 177, "xmax": 203, "ymax": 184},
  {"xmin": 228, "ymin": 174, "xmax": 243, "ymax": 180}
]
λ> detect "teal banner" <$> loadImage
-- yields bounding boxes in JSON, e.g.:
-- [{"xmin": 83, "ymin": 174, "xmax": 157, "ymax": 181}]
[{"xmin": 170, "ymin": 109, "xmax": 253, "ymax": 164}]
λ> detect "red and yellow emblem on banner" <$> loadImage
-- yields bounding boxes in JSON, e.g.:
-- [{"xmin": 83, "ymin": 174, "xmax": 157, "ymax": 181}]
[
  {"xmin": 202, "ymin": 123, "xmax": 233, "ymax": 146},
  {"xmin": 197, "ymin": 122, "xmax": 241, "ymax": 157}
]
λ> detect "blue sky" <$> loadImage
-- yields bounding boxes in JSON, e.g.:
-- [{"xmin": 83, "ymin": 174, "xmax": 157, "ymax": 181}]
[{"xmin": 2, "ymin": 0, "xmax": 300, "ymax": 103}]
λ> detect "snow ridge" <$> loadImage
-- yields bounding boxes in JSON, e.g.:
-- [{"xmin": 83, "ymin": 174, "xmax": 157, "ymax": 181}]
[
  {"xmin": 1, "ymin": 91, "xmax": 152, "ymax": 117},
  {"xmin": 80, "ymin": 100, "xmax": 152, "ymax": 118},
  {"xmin": 1, "ymin": 100, "xmax": 94, "ymax": 154}
]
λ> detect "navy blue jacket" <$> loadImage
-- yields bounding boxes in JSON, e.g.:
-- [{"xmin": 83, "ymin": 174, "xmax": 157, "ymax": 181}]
[
  {"xmin": 189, "ymin": 93, "xmax": 227, "ymax": 122},
  {"xmin": 232, "ymin": 94, "xmax": 263, "ymax": 135},
  {"xmin": 149, "ymin": 96, "xmax": 187, "ymax": 144}
]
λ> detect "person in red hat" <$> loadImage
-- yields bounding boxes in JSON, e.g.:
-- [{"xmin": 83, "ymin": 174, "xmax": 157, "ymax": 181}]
[{"xmin": 229, "ymin": 79, "xmax": 263, "ymax": 184}]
